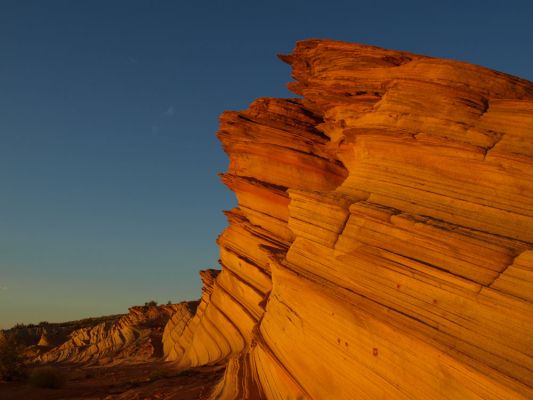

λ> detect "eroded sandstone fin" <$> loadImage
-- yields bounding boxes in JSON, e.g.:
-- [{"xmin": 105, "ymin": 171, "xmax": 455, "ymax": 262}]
[{"xmin": 167, "ymin": 39, "xmax": 533, "ymax": 400}]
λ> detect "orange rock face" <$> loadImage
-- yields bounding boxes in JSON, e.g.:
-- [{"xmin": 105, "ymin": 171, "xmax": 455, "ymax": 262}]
[
  {"xmin": 170, "ymin": 39, "xmax": 533, "ymax": 400},
  {"xmin": 36, "ymin": 303, "xmax": 196, "ymax": 365}
]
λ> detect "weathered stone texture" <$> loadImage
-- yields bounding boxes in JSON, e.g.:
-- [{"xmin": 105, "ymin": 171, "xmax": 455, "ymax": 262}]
[{"xmin": 174, "ymin": 40, "xmax": 533, "ymax": 400}]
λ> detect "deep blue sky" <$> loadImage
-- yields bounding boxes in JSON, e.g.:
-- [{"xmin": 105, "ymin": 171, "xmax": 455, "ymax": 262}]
[{"xmin": 1, "ymin": 0, "xmax": 532, "ymax": 328}]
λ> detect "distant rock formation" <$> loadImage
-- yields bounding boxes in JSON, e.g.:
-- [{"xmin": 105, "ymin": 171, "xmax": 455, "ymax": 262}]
[
  {"xmin": 2, "ymin": 315, "xmax": 123, "ymax": 350},
  {"xmin": 162, "ymin": 299, "xmax": 200, "ymax": 361},
  {"xmin": 2, "ymin": 303, "xmax": 197, "ymax": 366},
  {"xmin": 163, "ymin": 270, "xmax": 218, "ymax": 366},
  {"xmin": 165, "ymin": 40, "xmax": 533, "ymax": 399},
  {"xmin": 38, "ymin": 304, "xmax": 197, "ymax": 365},
  {"xmin": 36, "ymin": 332, "xmax": 51, "ymax": 347}
]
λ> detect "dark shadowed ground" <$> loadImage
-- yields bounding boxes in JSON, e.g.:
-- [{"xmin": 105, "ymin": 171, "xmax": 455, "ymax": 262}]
[{"xmin": 0, "ymin": 362, "xmax": 224, "ymax": 400}]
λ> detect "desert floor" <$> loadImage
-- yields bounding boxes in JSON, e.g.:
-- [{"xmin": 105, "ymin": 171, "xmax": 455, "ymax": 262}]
[{"xmin": 0, "ymin": 362, "xmax": 224, "ymax": 400}]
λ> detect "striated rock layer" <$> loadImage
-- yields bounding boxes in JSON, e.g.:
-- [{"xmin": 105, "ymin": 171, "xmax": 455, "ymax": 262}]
[
  {"xmin": 168, "ymin": 39, "xmax": 533, "ymax": 400},
  {"xmin": 29, "ymin": 303, "xmax": 197, "ymax": 365},
  {"xmin": 1, "ymin": 315, "xmax": 124, "ymax": 348}
]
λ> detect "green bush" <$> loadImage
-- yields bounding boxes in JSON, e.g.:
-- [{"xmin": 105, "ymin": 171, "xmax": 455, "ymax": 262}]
[
  {"xmin": 0, "ymin": 335, "xmax": 27, "ymax": 381},
  {"xmin": 28, "ymin": 366, "xmax": 66, "ymax": 389}
]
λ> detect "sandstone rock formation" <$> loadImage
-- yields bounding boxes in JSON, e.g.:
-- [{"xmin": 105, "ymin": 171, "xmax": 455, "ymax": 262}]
[
  {"xmin": 38, "ymin": 304, "xmax": 196, "ymax": 365},
  {"xmin": 1, "ymin": 315, "xmax": 124, "ymax": 350},
  {"xmin": 0, "ymin": 303, "xmax": 197, "ymax": 366},
  {"xmin": 168, "ymin": 40, "xmax": 533, "ymax": 399}
]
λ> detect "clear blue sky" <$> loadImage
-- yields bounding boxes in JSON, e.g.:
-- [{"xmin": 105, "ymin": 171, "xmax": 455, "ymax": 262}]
[{"xmin": 1, "ymin": 0, "xmax": 532, "ymax": 328}]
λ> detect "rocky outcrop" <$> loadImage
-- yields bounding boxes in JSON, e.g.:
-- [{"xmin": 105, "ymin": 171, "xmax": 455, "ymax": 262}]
[
  {"xmin": 1, "ymin": 315, "xmax": 123, "ymax": 349},
  {"xmin": 30, "ymin": 302, "xmax": 196, "ymax": 364},
  {"xmin": 169, "ymin": 40, "xmax": 533, "ymax": 399},
  {"xmin": 162, "ymin": 300, "xmax": 199, "ymax": 361}
]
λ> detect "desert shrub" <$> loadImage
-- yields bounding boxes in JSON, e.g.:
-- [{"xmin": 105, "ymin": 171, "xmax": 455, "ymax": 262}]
[
  {"xmin": 148, "ymin": 369, "xmax": 166, "ymax": 382},
  {"xmin": 0, "ymin": 335, "xmax": 27, "ymax": 381},
  {"xmin": 28, "ymin": 366, "xmax": 65, "ymax": 389},
  {"xmin": 175, "ymin": 368, "xmax": 193, "ymax": 378},
  {"xmin": 144, "ymin": 300, "xmax": 158, "ymax": 307}
]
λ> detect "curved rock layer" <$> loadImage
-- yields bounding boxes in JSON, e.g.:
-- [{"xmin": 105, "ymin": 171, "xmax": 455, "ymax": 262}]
[
  {"xmin": 1, "ymin": 315, "xmax": 123, "ymax": 349},
  {"xmin": 37, "ymin": 303, "xmax": 196, "ymax": 365},
  {"xmin": 173, "ymin": 40, "xmax": 533, "ymax": 400}
]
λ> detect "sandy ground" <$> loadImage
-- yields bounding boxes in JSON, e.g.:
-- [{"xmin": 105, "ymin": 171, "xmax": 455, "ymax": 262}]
[{"xmin": 0, "ymin": 362, "xmax": 224, "ymax": 400}]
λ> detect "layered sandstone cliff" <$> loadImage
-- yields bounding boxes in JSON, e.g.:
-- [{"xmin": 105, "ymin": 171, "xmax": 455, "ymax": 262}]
[
  {"xmin": 1, "ymin": 303, "xmax": 197, "ymax": 365},
  {"xmin": 1, "ymin": 315, "xmax": 123, "ymax": 348},
  {"xmin": 40, "ymin": 303, "xmax": 198, "ymax": 365},
  {"xmin": 168, "ymin": 40, "xmax": 533, "ymax": 399}
]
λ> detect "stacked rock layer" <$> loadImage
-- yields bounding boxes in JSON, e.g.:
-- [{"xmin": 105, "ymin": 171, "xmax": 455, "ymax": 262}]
[
  {"xmin": 38, "ymin": 303, "xmax": 196, "ymax": 365},
  {"xmin": 167, "ymin": 40, "xmax": 533, "ymax": 400}
]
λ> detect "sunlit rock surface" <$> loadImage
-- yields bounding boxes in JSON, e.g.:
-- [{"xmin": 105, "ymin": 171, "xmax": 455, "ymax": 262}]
[
  {"xmin": 172, "ymin": 40, "xmax": 533, "ymax": 399},
  {"xmin": 33, "ymin": 303, "xmax": 196, "ymax": 365}
]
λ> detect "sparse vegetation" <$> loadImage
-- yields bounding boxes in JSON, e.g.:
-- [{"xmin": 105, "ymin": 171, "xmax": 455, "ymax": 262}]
[
  {"xmin": 144, "ymin": 300, "xmax": 158, "ymax": 307},
  {"xmin": 0, "ymin": 335, "xmax": 28, "ymax": 381},
  {"xmin": 148, "ymin": 369, "xmax": 166, "ymax": 382},
  {"xmin": 28, "ymin": 366, "xmax": 66, "ymax": 389},
  {"xmin": 174, "ymin": 368, "xmax": 194, "ymax": 378},
  {"xmin": 6, "ymin": 315, "xmax": 122, "ymax": 334}
]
